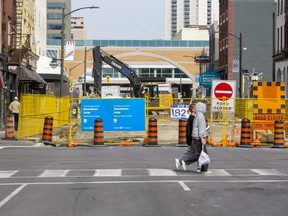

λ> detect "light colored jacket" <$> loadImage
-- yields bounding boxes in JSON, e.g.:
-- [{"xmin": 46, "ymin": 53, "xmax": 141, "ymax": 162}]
[
  {"xmin": 9, "ymin": 100, "xmax": 20, "ymax": 114},
  {"xmin": 192, "ymin": 102, "xmax": 206, "ymax": 139}
]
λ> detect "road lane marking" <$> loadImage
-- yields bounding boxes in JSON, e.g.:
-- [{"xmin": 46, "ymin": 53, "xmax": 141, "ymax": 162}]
[
  {"xmin": 94, "ymin": 169, "xmax": 122, "ymax": 176},
  {"xmin": 39, "ymin": 170, "xmax": 69, "ymax": 177},
  {"xmin": 148, "ymin": 169, "xmax": 177, "ymax": 176},
  {"xmin": 0, "ymin": 171, "xmax": 18, "ymax": 178},
  {"xmin": 204, "ymin": 169, "xmax": 232, "ymax": 176},
  {"xmin": 178, "ymin": 181, "xmax": 191, "ymax": 191},
  {"xmin": 251, "ymin": 169, "xmax": 287, "ymax": 176},
  {"xmin": 0, "ymin": 169, "xmax": 285, "ymax": 178},
  {"xmin": 1, "ymin": 179, "xmax": 288, "ymax": 187},
  {"xmin": 0, "ymin": 184, "xmax": 27, "ymax": 209}
]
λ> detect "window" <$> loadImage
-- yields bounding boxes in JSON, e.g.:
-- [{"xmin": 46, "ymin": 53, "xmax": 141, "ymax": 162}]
[
  {"xmin": 47, "ymin": 3, "xmax": 64, "ymax": 9},
  {"xmin": 47, "ymin": 24, "xmax": 62, "ymax": 30},
  {"xmin": 47, "ymin": 13, "xmax": 62, "ymax": 20}
]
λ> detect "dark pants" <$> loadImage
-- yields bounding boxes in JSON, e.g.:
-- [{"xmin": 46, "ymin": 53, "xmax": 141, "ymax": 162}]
[
  {"xmin": 12, "ymin": 113, "xmax": 19, "ymax": 130},
  {"xmin": 180, "ymin": 138, "xmax": 209, "ymax": 172}
]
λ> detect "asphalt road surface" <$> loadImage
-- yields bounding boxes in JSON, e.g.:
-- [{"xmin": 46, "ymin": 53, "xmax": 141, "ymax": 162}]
[{"xmin": 0, "ymin": 144, "xmax": 287, "ymax": 216}]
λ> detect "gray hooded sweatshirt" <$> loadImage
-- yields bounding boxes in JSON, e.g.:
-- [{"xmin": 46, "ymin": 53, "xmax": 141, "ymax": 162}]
[{"xmin": 192, "ymin": 102, "xmax": 206, "ymax": 139}]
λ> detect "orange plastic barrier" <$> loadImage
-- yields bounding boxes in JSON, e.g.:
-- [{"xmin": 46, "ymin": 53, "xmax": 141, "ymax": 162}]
[
  {"xmin": 147, "ymin": 117, "xmax": 158, "ymax": 146},
  {"xmin": 42, "ymin": 116, "xmax": 53, "ymax": 143},
  {"xmin": 178, "ymin": 119, "xmax": 187, "ymax": 145},
  {"xmin": 94, "ymin": 118, "xmax": 104, "ymax": 145},
  {"xmin": 238, "ymin": 118, "xmax": 252, "ymax": 148},
  {"xmin": 4, "ymin": 114, "xmax": 16, "ymax": 140},
  {"xmin": 272, "ymin": 119, "xmax": 287, "ymax": 148}
]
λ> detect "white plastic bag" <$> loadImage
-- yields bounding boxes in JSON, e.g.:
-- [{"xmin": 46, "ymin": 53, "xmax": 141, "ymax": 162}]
[{"xmin": 198, "ymin": 146, "xmax": 210, "ymax": 166}]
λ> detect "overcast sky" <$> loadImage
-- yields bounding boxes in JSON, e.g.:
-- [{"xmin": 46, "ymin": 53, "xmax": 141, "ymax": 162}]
[{"xmin": 71, "ymin": 0, "xmax": 165, "ymax": 40}]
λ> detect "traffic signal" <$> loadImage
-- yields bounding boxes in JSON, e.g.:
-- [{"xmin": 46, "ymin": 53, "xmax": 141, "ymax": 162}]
[{"xmin": 106, "ymin": 75, "xmax": 110, "ymax": 83}]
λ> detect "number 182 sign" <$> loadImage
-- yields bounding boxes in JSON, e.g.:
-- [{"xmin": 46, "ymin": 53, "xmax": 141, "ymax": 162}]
[{"xmin": 170, "ymin": 104, "xmax": 189, "ymax": 120}]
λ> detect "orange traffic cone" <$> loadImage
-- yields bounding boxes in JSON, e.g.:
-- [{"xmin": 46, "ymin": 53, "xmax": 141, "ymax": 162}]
[
  {"xmin": 233, "ymin": 125, "xmax": 239, "ymax": 135},
  {"xmin": 119, "ymin": 139, "xmax": 132, "ymax": 147},
  {"xmin": 68, "ymin": 136, "xmax": 77, "ymax": 147}
]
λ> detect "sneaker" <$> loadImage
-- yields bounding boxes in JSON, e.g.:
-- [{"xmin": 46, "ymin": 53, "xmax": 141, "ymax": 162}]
[
  {"xmin": 197, "ymin": 162, "xmax": 201, "ymax": 173},
  {"xmin": 181, "ymin": 160, "xmax": 187, "ymax": 171},
  {"xmin": 175, "ymin": 159, "xmax": 181, "ymax": 170}
]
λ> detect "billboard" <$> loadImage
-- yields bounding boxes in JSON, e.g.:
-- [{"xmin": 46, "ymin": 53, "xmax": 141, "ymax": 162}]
[{"xmin": 81, "ymin": 98, "xmax": 145, "ymax": 132}]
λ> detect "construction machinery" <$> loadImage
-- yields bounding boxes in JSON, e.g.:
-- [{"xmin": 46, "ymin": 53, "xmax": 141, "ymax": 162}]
[{"xmin": 92, "ymin": 46, "xmax": 174, "ymax": 109}]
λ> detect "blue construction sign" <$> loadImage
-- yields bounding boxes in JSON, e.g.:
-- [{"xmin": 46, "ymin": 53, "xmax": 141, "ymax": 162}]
[
  {"xmin": 199, "ymin": 71, "xmax": 222, "ymax": 88},
  {"xmin": 81, "ymin": 98, "xmax": 146, "ymax": 132}
]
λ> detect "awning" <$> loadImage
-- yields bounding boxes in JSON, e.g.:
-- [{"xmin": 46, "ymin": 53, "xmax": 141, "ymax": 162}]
[
  {"xmin": 18, "ymin": 66, "xmax": 47, "ymax": 84},
  {"xmin": 39, "ymin": 73, "xmax": 69, "ymax": 83}
]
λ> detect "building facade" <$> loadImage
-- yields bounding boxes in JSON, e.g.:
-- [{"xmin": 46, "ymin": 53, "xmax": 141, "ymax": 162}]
[
  {"xmin": 71, "ymin": 17, "xmax": 86, "ymax": 40},
  {"xmin": 274, "ymin": 0, "xmax": 288, "ymax": 97},
  {"xmin": 35, "ymin": 0, "xmax": 47, "ymax": 56},
  {"xmin": 164, "ymin": 0, "xmax": 219, "ymax": 39},
  {"xmin": 214, "ymin": 0, "xmax": 275, "ymax": 98},
  {"xmin": 0, "ymin": 0, "xmax": 47, "ymax": 128},
  {"xmin": 47, "ymin": 0, "xmax": 71, "ymax": 40}
]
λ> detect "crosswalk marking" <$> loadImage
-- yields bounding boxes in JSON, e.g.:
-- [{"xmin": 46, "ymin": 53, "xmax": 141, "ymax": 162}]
[
  {"xmin": 0, "ymin": 171, "xmax": 17, "ymax": 178},
  {"xmin": 39, "ymin": 170, "xmax": 69, "ymax": 177},
  {"xmin": 251, "ymin": 169, "xmax": 286, "ymax": 176},
  {"xmin": 205, "ymin": 169, "xmax": 232, "ymax": 176},
  {"xmin": 148, "ymin": 169, "xmax": 177, "ymax": 176},
  {"xmin": 94, "ymin": 169, "xmax": 122, "ymax": 176},
  {"xmin": 0, "ymin": 169, "xmax": 285, "ymax": 178}
]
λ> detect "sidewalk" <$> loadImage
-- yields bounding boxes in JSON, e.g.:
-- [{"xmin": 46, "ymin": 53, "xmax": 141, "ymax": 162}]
[{"xmin": 0, "ymin": 130, "xmax": 37, "ymax": 147}]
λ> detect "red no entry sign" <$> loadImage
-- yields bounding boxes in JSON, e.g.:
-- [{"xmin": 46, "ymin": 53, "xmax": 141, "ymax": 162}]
[{"xmin": 214, "ymin": 82, "xmax": 233, "ymax": 101}]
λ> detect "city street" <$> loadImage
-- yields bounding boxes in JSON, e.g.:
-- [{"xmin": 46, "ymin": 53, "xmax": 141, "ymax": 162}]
[{"xmin": 0, "ymin": 144, "xmax": 287, "ymax": 216}]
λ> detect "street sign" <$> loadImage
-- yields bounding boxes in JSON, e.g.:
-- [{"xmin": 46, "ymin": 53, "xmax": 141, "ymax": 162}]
[
  {"xmin": 199, "ymin": 71, "xmax": 222, "ymax": 88},
  {"xmin": 194, "ymin": 56, "xmax": 210, "ymax": 63},
  {"xmin": 211, "ymin": 80, "xmax": 236, "ymax": 112},
  {"xmin": 214, "ymin": 82, "xmax": 233, "ymax": 101},
  {"xmin": 170, "ymin": 104, "xmax": 189, "ymax": 120}
]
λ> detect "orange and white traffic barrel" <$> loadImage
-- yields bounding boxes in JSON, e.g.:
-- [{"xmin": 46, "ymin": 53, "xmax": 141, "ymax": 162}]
[
  {"xmin": 42, "ymin": 116, "xmax": 53, "ymax": 143},
  {"xmin": 272, "ymin": 119, "xmax": 287, "ymax": 148},
  {"xmin": 238, "ymin": 118, "xmax": 253, "ymax": 148}
]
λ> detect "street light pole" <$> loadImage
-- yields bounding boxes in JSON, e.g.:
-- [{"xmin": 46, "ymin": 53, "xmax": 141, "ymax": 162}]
[
  {"xmin": 84, "ymin": 46, "xmax": 87, "ymax": 96},
  {"xmin": 239, "ymin": 33, "xmax": 243, "ymax": 98},
  {"xmin": 60, "ymin": 6, "xmax": 99, "ymax": 97}
]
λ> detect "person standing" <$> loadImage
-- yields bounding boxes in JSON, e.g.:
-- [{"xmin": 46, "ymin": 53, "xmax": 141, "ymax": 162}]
[{"xmin": 8, "ymin": 96, "xmax": 20, "ymax": 131}]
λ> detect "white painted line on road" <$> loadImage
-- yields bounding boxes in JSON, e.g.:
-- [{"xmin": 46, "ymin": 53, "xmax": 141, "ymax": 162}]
[
  {"xmin": 0, "ymin": 184, "xmax": 27, "ymax": 209},
  {"xmin": 0, "ymin": 171, "xmax": 17, "ymax": 178},
  {"xmin": 1, "ymin": 179, "xmax": 288, "ymax": 187},
  {"xmin": 39, "ymin": 170, "xmax": 69, "ymax": 177},
  {"xmin": 251, "ymin": 169, "xmax": 287, "ymax": 176},
  {"xmin": 205, "ymin": 169, "xmax": 232, "ymax": 176},
  {"xmin": 178, "ymin": 181, "xmax": 191, "ymax": 191},
  {"xmin": 148, "ymin": 169, "xmax": 178, "ymax": 176},
  {"xmin": 94, "ymin": 169, "xmax": 122, "ymax": 176}
]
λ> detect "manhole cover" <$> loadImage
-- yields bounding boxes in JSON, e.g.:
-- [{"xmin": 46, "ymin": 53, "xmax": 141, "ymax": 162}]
[{"xmin": 225, "ymin": 187, "xmax": 264, "ymax": 191}]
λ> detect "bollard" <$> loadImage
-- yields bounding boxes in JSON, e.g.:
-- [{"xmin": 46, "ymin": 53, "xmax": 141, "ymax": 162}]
[
  {"xmin": 94, "ymin": 118, "xmax": 105, "ymax": 145},
  {"xmin": 3, "ymin": 114, "xmax": 16, "ymax": 140},
  {"xmin": 237, "ymin": 118, "xmax": 253, "ymax": 148},
  {"xmin": 272, "ymin": 119, "xmax": 287, "ymax": 148},
  {"xmin": 177, "ymin": 118, "xmax": 187, "ymax": 146},
  {"xmin": 147, "ymin": 117, "xmax": 159, "ymax": 146},
  {"xmin": 42, "ymin": 116, "xmax": 53, "ymax": 143}
]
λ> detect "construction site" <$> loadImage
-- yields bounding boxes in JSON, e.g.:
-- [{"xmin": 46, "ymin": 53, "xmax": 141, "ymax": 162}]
[{"xmin": 1, "ymin": 80, "xmax": 287, "ymax": 149}]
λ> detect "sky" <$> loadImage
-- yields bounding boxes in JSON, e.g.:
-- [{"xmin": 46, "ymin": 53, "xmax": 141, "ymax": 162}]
[{"xmin": 71, "ymin": 0, "xmax": 165, "ymax": 40}]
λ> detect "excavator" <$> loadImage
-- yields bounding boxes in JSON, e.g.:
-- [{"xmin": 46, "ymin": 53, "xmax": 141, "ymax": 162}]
[{"xmin": 92, "ymin": 46, "xmax": 173, "ymax": 109}]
